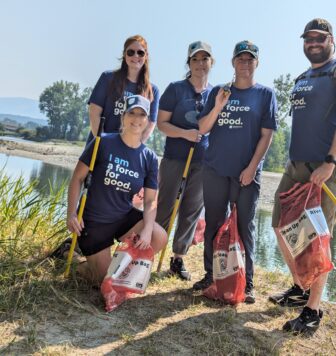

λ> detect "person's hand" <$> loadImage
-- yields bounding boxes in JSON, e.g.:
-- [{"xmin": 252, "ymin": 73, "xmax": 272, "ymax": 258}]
[
  {"xmin": 214, "ymin": 87, "xmax": 231, "ymax": 112},
  {"xmin": 184, "ymin": 129, "xmax": 202, "ymax": 143},
  {"xmin": 67, "ymin": 213, "xmax": 84, "ymax": 236},
  {"xmin": 310, "ymin": 163, "xmax": 334, "ymax": 187},
  {"xmin": 239, "ymin": 166, "xmax": 257, "ymax": 187},
  {"xmin": 133, "ymin": 231, "xmax": 151, "ymax": 250}
]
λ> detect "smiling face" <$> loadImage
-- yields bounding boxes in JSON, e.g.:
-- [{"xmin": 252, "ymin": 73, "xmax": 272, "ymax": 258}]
[
  {"xmin": 124, "ymin": 41, "xmax": 147, "ymax": 72},
  {"xmin": 189, "ymin": 50, "xmax": 212, "ymax": 78},
  {"xmin": 233, "ymin": 52, "xmax": 258, "ymax": 79},
  {"xmin": 122, "ymin": 107, "xmax": 148, "ymax": 135},
  {"xmin": 303, "ymin": 31, "xmax": 334, "ymax": 64}
]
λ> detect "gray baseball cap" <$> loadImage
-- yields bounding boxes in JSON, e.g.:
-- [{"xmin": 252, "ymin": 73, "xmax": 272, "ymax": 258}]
[{"xmin": 188, "ymin": 41, "xmax": 212, "ymax": 57}]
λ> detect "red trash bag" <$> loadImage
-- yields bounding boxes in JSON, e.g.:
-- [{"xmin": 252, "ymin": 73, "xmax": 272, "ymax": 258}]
[
  {"xmin": 278, "ymin": 182, "xmax": 334, "ymax": 290},
  {"xmin": 192, "ymin": 218, "xmax": 206, "ymax": 245},
  {"xmin": 203, "ymin": 205, "xmax": 246, "ymax": 305},
  {"xmin": 101, "ymin": 235, "xmax": 154, "ymax": 312}
]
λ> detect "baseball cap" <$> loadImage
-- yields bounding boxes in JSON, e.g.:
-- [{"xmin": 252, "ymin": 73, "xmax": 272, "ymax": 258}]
[
  {"xmin": 301, "ymin": 18, "xmax": 333, "ymax": 38},
  {"xmin": 188, "ymin": 41, "xmax": 212, "ymax": 58},
  {"xmin": 125, "ymin": 95, "xmax": 150, "ymax": 115},
  {"xmin": 233, "ymin": 40, "xmax": 259, "ymax": 59}
]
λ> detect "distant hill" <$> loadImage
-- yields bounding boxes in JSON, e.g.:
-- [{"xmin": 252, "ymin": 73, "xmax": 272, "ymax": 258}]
[
  {"xmin": 0, "ymin": 97, "xmax": 47, "ymax": 120},
  {"xmin": 0, "ymin": 113, "xmax": 47, "ymax": 127}
]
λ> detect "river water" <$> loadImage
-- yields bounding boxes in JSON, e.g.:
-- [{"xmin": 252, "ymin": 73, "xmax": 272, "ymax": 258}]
[{"xmin": 0, "ymin": 152, "xmax": 335, "ymax": 302}]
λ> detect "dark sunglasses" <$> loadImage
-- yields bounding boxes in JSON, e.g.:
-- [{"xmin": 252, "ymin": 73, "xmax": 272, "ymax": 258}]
[
  {"xmin": 304, "ymin": 35, "xmax": 329, "ymax": 44},
  {"xmin": 194, "ymin": 93, "xmax": 204, "ymax": 113},
  {"xmin": 126, "ymin": 49, "xmax": 146, "ymax": 57}
]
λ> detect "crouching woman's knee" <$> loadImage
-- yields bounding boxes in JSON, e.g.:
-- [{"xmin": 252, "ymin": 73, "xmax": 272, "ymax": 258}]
[{"xmin": 151, "ymin": 222, "xmax": 168, "ymax": 254}]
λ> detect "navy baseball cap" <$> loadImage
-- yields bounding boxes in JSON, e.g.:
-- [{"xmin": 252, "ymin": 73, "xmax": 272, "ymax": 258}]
[
  {"xmin": 125, "ymin": 95, "xmax": 150, "ymax": 115},
  {"xmin": 233, "ymin": 40, "xmax": 259, "ymax": 59},
  {"xmin": 301, "ymin": 18, "xmax": 333, "ymax": 38}
]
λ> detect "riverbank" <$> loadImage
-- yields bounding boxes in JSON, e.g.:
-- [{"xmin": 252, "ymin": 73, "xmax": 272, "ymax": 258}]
[{"xmin": 0, "ymin": 138, "xmax": 281, "ymax": 210}]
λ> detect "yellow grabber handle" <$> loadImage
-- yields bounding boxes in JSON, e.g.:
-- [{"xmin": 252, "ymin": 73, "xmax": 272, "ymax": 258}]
[
  {"xmin": 305, "ymin": 162, "xmax": 336, "ymax": 205},
  {"xmin": 157, "ymin": 144, "xmax": 195, "ymax": 272},
  {"xmin": 64, "ymin": 118, "xmax": 106, "ymax": 278}
]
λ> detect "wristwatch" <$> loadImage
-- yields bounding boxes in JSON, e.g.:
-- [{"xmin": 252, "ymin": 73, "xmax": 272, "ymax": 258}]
[{"xmin": 325, "ymin": 154, "xmax": 336, "ymax": 165}]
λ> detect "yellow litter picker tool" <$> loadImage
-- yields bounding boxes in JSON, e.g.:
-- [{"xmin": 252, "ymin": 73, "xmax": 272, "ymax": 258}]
[{"xmin": 64, "ymin": 117, "xmax": 105, "ymax": 278}]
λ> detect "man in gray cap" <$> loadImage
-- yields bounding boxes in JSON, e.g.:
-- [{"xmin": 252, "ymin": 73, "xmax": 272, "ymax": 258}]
[{"xmin": 270, "ymin": 18, "xmax": 336, "ymax": 335}]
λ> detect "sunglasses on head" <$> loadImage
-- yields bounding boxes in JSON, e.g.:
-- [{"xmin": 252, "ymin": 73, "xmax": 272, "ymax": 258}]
[
  {"xmin": 304, "ymin": 35, "xmax": 330, "ymax": 44},
  {"xmin": 236, "ymin": 43, "xmax": 259, "ymax": 53},
  {"xmin": 194, "ymin": 93, "xmax": 204, "ymax": 113},
  {"xmin": 126, "ymin": 49, "xmax": 146, "ymax": 57}
]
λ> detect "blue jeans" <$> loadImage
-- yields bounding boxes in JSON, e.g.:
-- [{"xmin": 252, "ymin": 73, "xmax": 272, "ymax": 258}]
[{"xmin": 202, "ymin": 167, "xmax": 260, "ymax": 290}]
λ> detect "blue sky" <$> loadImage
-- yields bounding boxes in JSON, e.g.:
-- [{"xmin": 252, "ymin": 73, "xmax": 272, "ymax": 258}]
[{"xmin": 1, "ymin": 0, "xmax": 335, "ymax": 100}]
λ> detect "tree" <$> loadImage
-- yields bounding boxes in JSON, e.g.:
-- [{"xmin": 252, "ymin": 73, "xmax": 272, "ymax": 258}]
[
  {"xmin": 39, "ymin": 81, "xmax": 91, "ymax": 140},
  {"xmin": 264, "ymin": 74, "xmax": 293, "ymax": 172},
  {"xmin": 146, "ymin": 126, "xmax": 165, "ymax": 156}
]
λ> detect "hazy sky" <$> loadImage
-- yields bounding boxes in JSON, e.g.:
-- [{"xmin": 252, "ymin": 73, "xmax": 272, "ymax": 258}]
[{"xmin": 1, "ymin": 0, "xmax": 336, "ymax": 100}]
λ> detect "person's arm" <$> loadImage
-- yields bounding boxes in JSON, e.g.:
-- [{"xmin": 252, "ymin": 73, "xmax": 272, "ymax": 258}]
[
  {"xmin": 89, "ymin": 103, "xmax": 103, "ymax": 137},
  {"xmin": 67, "ymin": 161, "xmax": 89, "ymax": 235},
  {"xmin": 198, "ymin": 88, "xmax": 230, "ymax": 135},
  {"xmin": 142, "ymin": 121, "xmax": 156, "ymax": 143},
  {"xmin": 310, "ymin": 130, "xmax": 336, "ymax": 187},
  {"xmin": 134, "ymin": 187, "xmax": 158, "ymax": 249},
  {"xmin": 240, "ymin": 128, "xmax": 274, "ymax": 186},
  {"xmin": 157, "ymin": 110, "xmax": 201, "ymax": 143}
]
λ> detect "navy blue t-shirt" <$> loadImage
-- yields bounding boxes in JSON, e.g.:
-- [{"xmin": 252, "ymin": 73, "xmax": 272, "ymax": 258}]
[
  {"xmin": 290, "ymin": 59, "xmax": 336, "ymax": 162},
  {"xmin": 199, "ymin": 84, "xmax": 278, "ymax": 177},
  {"xmin": 88, "ymin": 71, "xmax": 159, "ymax": 133},
  {"xmin": 159, "ymin": 79, "xmax": 212, "ymax": 161},
  {"xmin": 80, "ymin": 134, "xmax": 158, "ymax": 223}
]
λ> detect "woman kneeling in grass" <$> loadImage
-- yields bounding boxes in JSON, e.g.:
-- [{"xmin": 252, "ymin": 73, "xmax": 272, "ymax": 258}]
[{"xmin": 66, "ymin": 95, "xmax": 167, "ymax": 283}]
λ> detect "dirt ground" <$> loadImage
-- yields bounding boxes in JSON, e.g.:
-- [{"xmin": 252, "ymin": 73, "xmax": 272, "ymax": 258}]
[{"xmin": 0, "ymin": 138, "xmax": 282, "ymax": 210}]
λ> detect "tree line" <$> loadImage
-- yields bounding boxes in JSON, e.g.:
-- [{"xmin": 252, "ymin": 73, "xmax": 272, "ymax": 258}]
[{"xmin": 34, "ymin": 75, "xmax": 293, "ymax": 172}]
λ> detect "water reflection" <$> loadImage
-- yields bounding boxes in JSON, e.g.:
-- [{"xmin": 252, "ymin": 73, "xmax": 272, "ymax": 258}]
[{"xmin": 0, "ymin": 153, "xmax": 335, "ymax": 301}]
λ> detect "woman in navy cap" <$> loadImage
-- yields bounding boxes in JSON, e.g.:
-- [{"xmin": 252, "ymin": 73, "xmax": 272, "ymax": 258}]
[
  {"xmin": 156, "ymin": 41, "xmax": 214, "ymax": 281},
  {"xmin": 66, "ymin": 95, "xmax": 167, "ymax": 283},
  {"xmin": 194, "ymin": 41, "xmax": 278, "ymax": 303}
]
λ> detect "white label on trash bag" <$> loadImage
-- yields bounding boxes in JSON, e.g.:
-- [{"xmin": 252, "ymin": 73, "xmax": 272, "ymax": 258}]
[
  {"xmin": 112, "ymin": 258, "xmax": 153, "ymax": 293},
  {"xmin": 106, "ymin": 251, "xmax": 133, "ymax": 279},
  {"xmin": 213, "ymin": 242, "xmax": 245, "ymax": 280},
  {"xmin": 279, "ymin": 206, "xmax": 330, "ymax": 258}
]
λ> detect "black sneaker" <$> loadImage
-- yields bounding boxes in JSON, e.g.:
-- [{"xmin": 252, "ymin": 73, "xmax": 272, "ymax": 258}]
[
  {"xmin": 169, "ymin": 257, "xmax": 191, "ymax": 281},
  {"xmin": 192, "ymin": 273, "xmax": 213, "ymax": 291},
  {"xmin": 268, "ymin": 284, "xmax": 310, "ymax": 307},
  {"xmin": 245, "ymin": 288, "xmax": 256, "ymax": 304},
  {"xmin": 283, "ymin": 306, "xmax": 323, "ymax": 335},
  {"xmin": 49, "ymin": 238, "xmax": 82, "ymax": 260}
]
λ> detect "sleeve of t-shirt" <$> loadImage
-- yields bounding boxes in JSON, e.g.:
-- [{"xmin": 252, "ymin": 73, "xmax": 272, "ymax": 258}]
[
  {"xmin": 159, "ymin": 82, "xmax": 177, "ymax": 112},
  {"xmin": 88, "ymin": 72, "xmax": 109, "ymax": 107},
  {"xmin": 144, "ymin": 151, "xmax": 158, "ymax": 190},
  {"xmin": 149, "ymin": 84, "xmax": 160, "ymax": 123},
  {"xmin": 79, "ymin": 138, "xmax": 96, "ymax": 167},
  {"xmin": 197, "ymin": 86, "xmax": 220, "ymax": 120},
  {"xmin": 261, "ymin": 89, "xmax": 278, "ymax": 131}
]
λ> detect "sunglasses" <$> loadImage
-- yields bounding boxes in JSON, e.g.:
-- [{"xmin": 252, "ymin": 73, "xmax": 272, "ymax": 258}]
[
  {"xmin": 126, "ymin": 49, "xmax": 146, "ymax": 57},
  {"xmin": 304, "ymin": 35, "xmax": 330, "ymax": 44},
  {"xmin": 194, "ymin": 93, "xmax": 204, "ymax": 113}
]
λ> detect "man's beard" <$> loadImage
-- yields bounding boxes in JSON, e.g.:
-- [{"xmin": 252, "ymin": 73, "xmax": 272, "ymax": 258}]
[{"xmin": 304, "ymin": 44, "xmax": 333, "ymax": 64}]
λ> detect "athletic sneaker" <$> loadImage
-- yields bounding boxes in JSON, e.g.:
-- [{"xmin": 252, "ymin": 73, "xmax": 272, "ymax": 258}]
[
  {"xmin": 169, "ymin": 257, "xmax": 191, "ymax": 281},
  {"xmin": 192, "ymin": 273, "xmax": 213, "ymax": 291},
  {"xmin": 245, "ymin": 288, "xmax": 256, "ymax": 304},
  {"xmin": 48, "ymin": 237, "xmax": 82, "ymax": 260},
  {"xmin": 283, "ymin": 306, "xmax": 323, "ymax": 335},
  {"xmin": 268, "ymin": 284, "xmax": 310, "ymax": 307}
]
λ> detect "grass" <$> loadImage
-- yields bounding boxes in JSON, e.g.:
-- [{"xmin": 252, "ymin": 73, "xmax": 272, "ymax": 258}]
[{"xmin": 0, "ymin": 172, "xmax": 336, "ymax": 355}]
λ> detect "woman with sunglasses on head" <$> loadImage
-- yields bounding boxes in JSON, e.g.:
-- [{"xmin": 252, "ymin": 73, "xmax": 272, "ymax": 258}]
[
  {"xmin": 88, "ymin": 35, "xmax": 159, "ymax": 142},
  {"xmin": 66, "ymin": 95, "xmax": 167, "ymax": 284},
  {"xmin": 156, "ymin": 41, "xmax": 214, "ymax": 281},
  {"xmin": 194, "ymin": 41, "xmax": 277, "ymax": 303}
]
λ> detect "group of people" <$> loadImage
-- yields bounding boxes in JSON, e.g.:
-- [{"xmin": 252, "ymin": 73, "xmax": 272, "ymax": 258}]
[{"xmin": 61, "ymin": 18, "xmax": 335, "ymax": 336}]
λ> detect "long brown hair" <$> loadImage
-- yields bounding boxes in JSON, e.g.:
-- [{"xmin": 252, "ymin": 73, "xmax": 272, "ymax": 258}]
[{"xmin": 109, "ymin": 35, "xmax": 153, "ymax": 102}]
